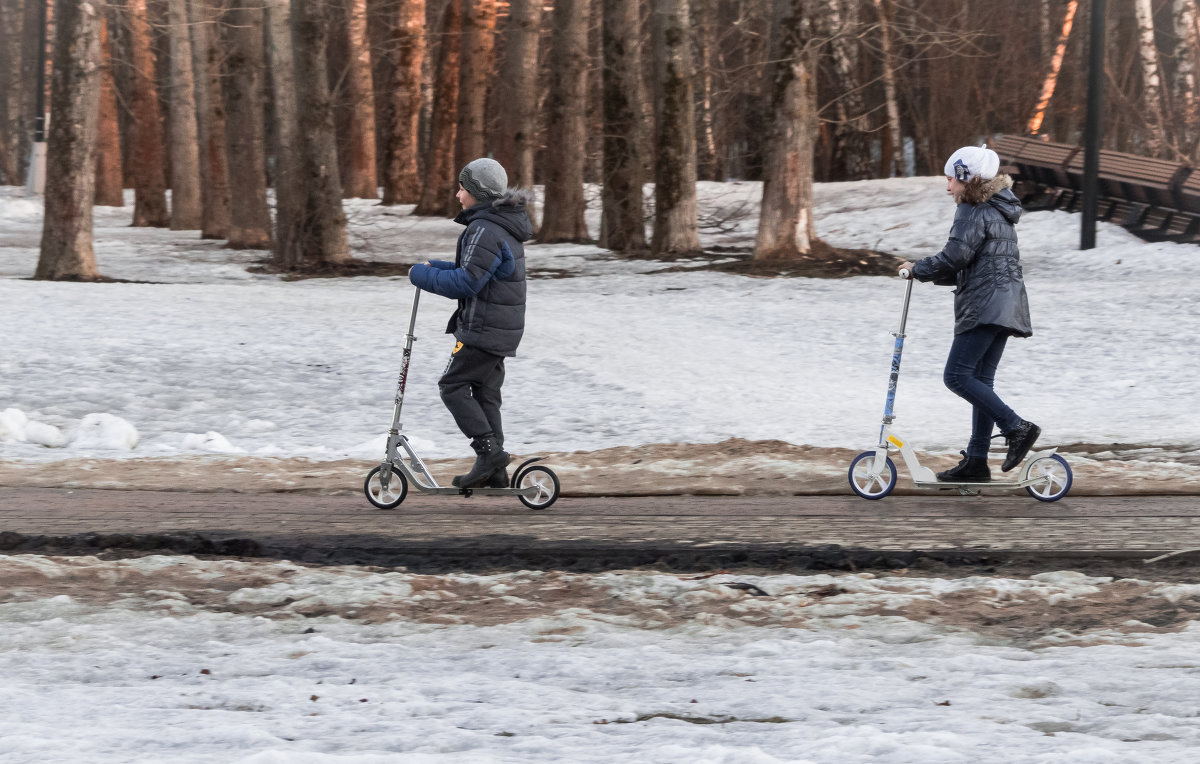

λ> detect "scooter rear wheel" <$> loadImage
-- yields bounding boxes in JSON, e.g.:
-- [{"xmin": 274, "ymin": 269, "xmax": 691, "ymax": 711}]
[
  {"xmin": 364, "ymin": 465, "xmax": 409, "ymax": 509},
  {"xmin": 515, "ymin": 465, "xmax": 560, "ymax": 510},
  {"xmin": 848, "ymin": 451, "xmax": 897, "ymax": 500},
  {"xmin": 1024, "ymin": 454, "xmax": 1072, "ymax": 502}
]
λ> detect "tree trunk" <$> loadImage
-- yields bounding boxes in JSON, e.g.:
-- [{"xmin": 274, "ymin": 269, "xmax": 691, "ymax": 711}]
[
  {"xmin": 36, "ymin": 0, "xmax": 103, "ymax": 281},
  {"xmin": 540, "ymin": 0, "xmax": 591, "ymax": 242},
  {"xmin": 599, "ymin": 0, "xmax": 646, "ymax": 252},
  {"xmin": 221, "ymin": 0, "xmax": 272, "ymax": 248},
  {"xmin": 651, "ymin": 0, "xmax": 701, "ymax": 255},
  {"xmin": 265, "ymin": 0, "xmax": 305, "ymax": 268},
  {"xmin": 494, "ymin": 0, "xmax": 540, "ymax": 188},
  {"xmin": 340, "ymin": 0, "xmax": 379, "ymax": 198},
  {"xmin": 413, "ymin": 0, "xmax": 462, "ymax": 217},
  {"xmin": 873, "ymin": 0, "xmax": 904, "ymax": 177},
  {"xmin": 823, "ymin": 0, "xmax": 870, "ymax": 180},
  {"xmin": 1134, "ymin": 0, "xmax": 1168, "ymax": 156},
  {"xmin": 125, "ymin": 0, "xmax": 170, "ymax": 227},
  {"xmin": 692, "ymin": 0, "xmax": 721, "ymax": 181},
  {"xmin": 754, "ymin": 0, "xmax": 816, "ymax": 260},
  {"xmin": 1174, "ymin": 0, "xmax": 1200, "ymax": 160},
  {"xmin": 165, "ymin": 0, "xmax": 202, "ymax": 228},
  {"xmin": 455, "ymin": 0, "xmax": 497, "ymax": 169},
  {"xmin": 189, "ymin": 0, "xmax": 230, "ymax": 239},
  {"xmin": 371, "ymin": 0, "xmax": 425, "ymax": 205},
  {"xmin": 293, "ymin": 0, "xmax": 351, "ymax": 265},
  {"xmin": 1027, "ymin": 0, "xmax": 1078, "ymax": 136},
  {"xmin": 0, "ymin": 0, "xmax": 24, "ymax": 185},
  {"xmin": 94, "ymin": 14, "xmax": 125, "ymax": 206}
]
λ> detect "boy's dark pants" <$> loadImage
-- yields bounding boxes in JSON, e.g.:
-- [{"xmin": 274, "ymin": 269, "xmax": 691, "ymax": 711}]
[{"xmin": 439, "ymin": 343, "xmax": 506, "ymax": 444}]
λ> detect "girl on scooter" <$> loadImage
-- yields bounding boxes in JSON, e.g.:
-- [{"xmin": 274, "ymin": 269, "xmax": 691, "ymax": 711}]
[{"xmin": 898, "ymin": 144, "xmax": 1039, "ymax": 483}]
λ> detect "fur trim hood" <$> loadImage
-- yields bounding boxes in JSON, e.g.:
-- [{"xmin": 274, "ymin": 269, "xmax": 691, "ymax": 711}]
[{"xmin": 959, "ymin": 174, "xmax": 1021, "ymax": 225}]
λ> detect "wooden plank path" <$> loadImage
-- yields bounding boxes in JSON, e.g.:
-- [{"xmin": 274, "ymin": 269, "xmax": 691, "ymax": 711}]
[{"xmin": 1, "ymin": 488, "xmax": 1199, "ymax": 569}]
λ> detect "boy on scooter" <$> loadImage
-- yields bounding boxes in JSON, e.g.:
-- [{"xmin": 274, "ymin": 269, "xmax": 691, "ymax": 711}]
[{"xmin": 408, "ymin": 158, "xmax": 533, "ymax": 488}]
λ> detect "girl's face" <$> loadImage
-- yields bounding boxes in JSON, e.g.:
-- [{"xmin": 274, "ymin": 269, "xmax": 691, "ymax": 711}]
[{"xmin": 946, "ymin": 176, "xmax": 966, "ymax": 202}]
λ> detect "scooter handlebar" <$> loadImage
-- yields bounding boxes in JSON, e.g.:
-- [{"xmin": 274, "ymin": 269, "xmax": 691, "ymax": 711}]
[{"xmin": 899, "ymin": 268, "xmax": 912, "ymax": 280}]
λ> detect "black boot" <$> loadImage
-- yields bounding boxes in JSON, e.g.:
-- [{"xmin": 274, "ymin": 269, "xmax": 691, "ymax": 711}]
[
  {"xmin": 485, "ymin": 467, "xmax": 509, "ymax": 488},
  {"xmin": 452, "ymin": 434, "xmax": 510, "ymax": 488},
  {"xmin": 1001, "ymin": 420, "xmax": 1041, "ymax": 472},
  {"xmin": 937, "ymin": 451, "xmax": 991, "ymax": 482}
]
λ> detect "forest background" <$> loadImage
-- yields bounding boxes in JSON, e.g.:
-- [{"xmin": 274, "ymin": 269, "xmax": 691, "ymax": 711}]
[{"xmin": 1, "ymin": 0, "xmax": 1199, "ymax": 280}]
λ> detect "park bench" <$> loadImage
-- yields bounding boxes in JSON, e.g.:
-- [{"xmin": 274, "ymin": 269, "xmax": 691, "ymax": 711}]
[{"xmin": 991, "ymin": 134, "xmax": 1200, "ymax": 244}]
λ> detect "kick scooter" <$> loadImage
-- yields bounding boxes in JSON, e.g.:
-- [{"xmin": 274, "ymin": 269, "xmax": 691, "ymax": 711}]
[
  {"xmin": 847, "ymin": 269, "xmax": 1073, "ymax": 502},
  {"xmin": 363, "ymin": 287, "xmax": 561, "ymax": 510}
]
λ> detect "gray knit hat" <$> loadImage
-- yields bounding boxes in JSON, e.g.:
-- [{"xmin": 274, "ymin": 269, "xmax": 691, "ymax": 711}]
[{"xmin": 458, "ymin": 158, "xmax": 508, "ymax": 202}]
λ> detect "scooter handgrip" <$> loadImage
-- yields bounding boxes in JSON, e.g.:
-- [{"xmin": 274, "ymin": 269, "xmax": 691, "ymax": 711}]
[{"xmin": 899, "ymin": 268, "xmax": 911, "ymax": 280}]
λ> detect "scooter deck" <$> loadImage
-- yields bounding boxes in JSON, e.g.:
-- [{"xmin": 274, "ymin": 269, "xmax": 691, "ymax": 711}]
[{"xmin": 415, "ymin": 486, "xmax": 540, "ymax": 497}]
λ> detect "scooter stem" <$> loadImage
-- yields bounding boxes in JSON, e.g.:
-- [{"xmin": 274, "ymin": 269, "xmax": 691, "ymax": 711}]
[
  {"xmin": 390, "ymin": 286, "xmax": 423, "ymax": 433},
  {"xmin": 882, "ymin": 277, "xmax": 915, "ymax": 425}
]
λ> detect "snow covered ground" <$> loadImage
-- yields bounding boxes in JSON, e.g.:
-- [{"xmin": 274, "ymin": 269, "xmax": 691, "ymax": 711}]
[
  {"xmin": 2, "ymin": 178, "xmax": 1199, "ymax": 493},
  {"xmin": 3, "ymin": 554, "xmax": 1200, "ymax": 763},
  {"xmin": 3, "ymin": 181, "xmax": 1200, "ymax": 760}
]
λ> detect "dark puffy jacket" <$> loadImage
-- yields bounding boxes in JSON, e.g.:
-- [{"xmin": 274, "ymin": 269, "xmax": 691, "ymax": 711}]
[
  {"xmin": 912, "ymin": 175, "xmax": 1033, "ymax": 338},
  {"xmin": 408, "ymin": 189, "xmax": 531, "ymax": 356}
]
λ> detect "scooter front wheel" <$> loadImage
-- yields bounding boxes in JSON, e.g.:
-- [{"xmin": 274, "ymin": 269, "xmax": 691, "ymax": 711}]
[
  {"xmin": 515, "ymin": 465, "xmax": 560, "ymax": 510},
  {"xmin": 848, "ymin": 451, "xmax": 897, "ymax": 500},
  {"xmin": 1024, "ymin": 454, "xmax": 1073, "ymax": 502},
  {"xmin": 364, "ymin": 465, "xmax": 409, "ymax": 509}
]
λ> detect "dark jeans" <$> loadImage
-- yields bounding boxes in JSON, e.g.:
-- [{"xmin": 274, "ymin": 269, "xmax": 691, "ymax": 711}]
[
  {"xmin": 943, "ymin": 325, "xmax": 1022, "ymax": 459},
  {"xmin": 439, "ymin": 342, "xmax": 506, "ymax": 442}
]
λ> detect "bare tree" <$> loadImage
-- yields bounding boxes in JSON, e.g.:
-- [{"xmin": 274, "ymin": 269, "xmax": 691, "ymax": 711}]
[
  {"xmin": 456, "ymin": 0, "xmax": 497, "ymax": 168},
  {"xmin": 874, "ymin": 0, "xmax": 904, "ymax": 177},
  {"xmin": 265, "ymin": 0, "xmax": 305, "ymax": 266},
  {"xmin": 0, "ymin": 0, "xmax": 23, "ymax": 184},
  {"xmin": 414, "ymin": 0, "xmax": 462, "ymax": 217},
  {"xmin": 494, "ymin": 0, "xmax": 540, "ymax": 187},
  {"xmin": 1027, "ymin": 0, "xmax": 1078, "ymax": 136},
  {"xmin": 165, "ymin": 0, "xmax": 202, "ymax": 229},
  {"xmin": 599, "ymin": 0, "xmax": 646, "ymax": 252},
  {"xmin": 651, "ymin": 0, "xmax": 700, "ymax": 255},
  {"xmin": 754, "ymin": 0, "xmax": 817, "ymax": 260},
  {"xmin": 370, "ymin": 0, "xmax": 425, "ymax": 205},
  {"xmin": 221, "ymin": 0, "xmax": 272, "ymax": 248},
  {"xmin": 36, "ymin": 0, "xmax": 104, "ymax": 281},
  {"xmin": 692, "ymin": 0, "xmax": 721, "ymax": 181},
  {"xmin": 821, "ymin": 0, "xmax": 871, "ymax": 180},
  {"xmin": 293, "ymin": 0, "xmax": 351, "ymax": 265},
  {"xmin": 1134, "ymin": 0, "xmax": 1168, "ymax": 155},
  {"xmin": 189, "ymin": 0, "xmax": 230, "ymax": 239},
  {"xmin": 124, "ymin": 0, "xmax": 170, "ymax": 227},
  {"xmin": 340, "ymin": 0, "xmax": 379, "ymax": 199},
  {"xmin": 94, "ymin": 13, "xmax": 125, "ymax": 207},
  {"xmin": 540, "ymin": 0, "xmax": 590, "ymax": 242},
  {"xmin": 1172, "ymin": 0, "xmax": 1200, "ymax": 159}
]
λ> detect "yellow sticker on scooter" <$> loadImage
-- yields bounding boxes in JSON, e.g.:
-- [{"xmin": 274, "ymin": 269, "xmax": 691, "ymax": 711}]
[{"xmin": 887, "ymin": 435, "xmax": 904, "ymax": 448}]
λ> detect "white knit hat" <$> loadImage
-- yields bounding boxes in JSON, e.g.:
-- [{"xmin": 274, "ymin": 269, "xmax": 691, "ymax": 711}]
[{"xmin": 944, "ymin": 144, "xmax": 1000, "ymax": 182}]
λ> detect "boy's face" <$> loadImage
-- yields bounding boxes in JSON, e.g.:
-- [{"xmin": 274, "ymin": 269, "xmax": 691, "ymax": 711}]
[{"xmin": 456, "ymin": 183, "xmax": 478, "ymax": 210}]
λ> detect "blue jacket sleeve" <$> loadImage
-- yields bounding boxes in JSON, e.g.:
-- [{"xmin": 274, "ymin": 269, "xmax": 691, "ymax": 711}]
[
  {"xmin": 913, "ymin": 204, "xmax": 985, "ymax": 284},
  {"xmin": 408, "ymin": 225, "xmax": 514, "ymax": 298}
]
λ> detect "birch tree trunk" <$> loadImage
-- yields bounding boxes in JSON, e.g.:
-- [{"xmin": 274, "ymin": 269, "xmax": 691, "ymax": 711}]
[
  {"xmin": 873, "ymin": 0, "xmax": 905, "ymax": 177},
  {"xmin": 94, "ymin": 14, "xmax": 125, "ymax": 206},
  {"xmin": 1172, "ymin": 0, "xmax": 1200, "ymax": 158},
  {"xmin": 455, "ymin": 0, "xmax": 497, "ymax": 169},
  {"xmin": 754, "ymin": 0, "xmax": 815, "ymax": 260},
  {"xmin": 599, "ymin": 0, "xmax": 646, "ymax": 251},
  {"xmin": 1134, "ymin": 0, "xmax": 1168, "ymax": 156},
  {"xmin": 414, "ymin": 0, "xmax": 462, "ymax": 216},
  {"xmin": 494, "ymin": 0, "xmax": 540, "ymax": 188},
  {"xmin": 340, "ymin": 0, "xmax": 378, "ymax": 199},
  {"xmin": 293, "ymin": 0, "xmax": 351, "ymax": 265},
  {"xmin": 264, "ymin": 0, "xmax": 305, "ymax": 268},
  {"xmin": 221, "ymin": 0, "xmax": 272, "ymax": 248},
  {"xmin": 189, "ymin": 0, "xmax": 230, "ymax": 239},
  {"xmin": 540, "ymin": 0, "xmax": 590, "ymax": 242},
  {"xmin": 1027, "ymin": 0, "xmax": 1078, "ymax": 135},
  {"xmin": 371, "ymin": 0, "xmax": 425, "ymax": 205},
  {"xmin": 692, "ymin": 0, "xmax": 721, "ymax": 181},
  {"xmin": 651, "ymin": 0, "xmax": 701, "ymax": 255},
  {"xmin": 36, "ymin": 0, "xmax": 103, "ymax": 281},
  {"xmin": 823, "ymin": 0, "xmax": 870, "ymax": 180},
  {"xmin": 126, "ymin": 0, "xmax": 170, "ymax": 227},
  {"xmin": 165, "ymin": 0, "xmax": 202, "ymax": 229}
]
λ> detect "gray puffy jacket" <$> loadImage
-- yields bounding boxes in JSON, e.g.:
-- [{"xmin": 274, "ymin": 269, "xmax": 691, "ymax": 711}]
[
  {"xmin": 408, "ymin": 190, "xmax": 531, "ymax": 356},
  {"xmin": 912, "ymin": 175, "xmax": 1033, "ymax": 338}
]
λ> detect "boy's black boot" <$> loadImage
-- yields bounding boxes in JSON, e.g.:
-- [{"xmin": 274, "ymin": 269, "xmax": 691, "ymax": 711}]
[
  {"xmin": 452, "ymin": 434, "xmax": 510, "ymax": 488},
  {"xmin": 1001, "ymin": 420, "xmax": 1041, "ymax": 472},
  {"xmin": 936, "ymin": 451, "xmax": 991, "ymax": 483}
]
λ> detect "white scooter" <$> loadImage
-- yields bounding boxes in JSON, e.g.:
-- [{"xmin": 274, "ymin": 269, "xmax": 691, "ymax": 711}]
[
  {"xmin": 848, "ymin": 270, "xmax": 1073, "ymax": 502},
  {"xmin": 363, "ymin": 287, "xmax": 561, "ymax": 510}
]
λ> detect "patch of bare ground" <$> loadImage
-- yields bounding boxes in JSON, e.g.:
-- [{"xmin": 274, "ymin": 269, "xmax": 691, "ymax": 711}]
[
  {"xmin": 247, "ymin": 259, "xmax": 413, "ymax": 280},
  {"xmin": 646, "ymin": 241, "xmax": 903, "ymax": 278}
]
